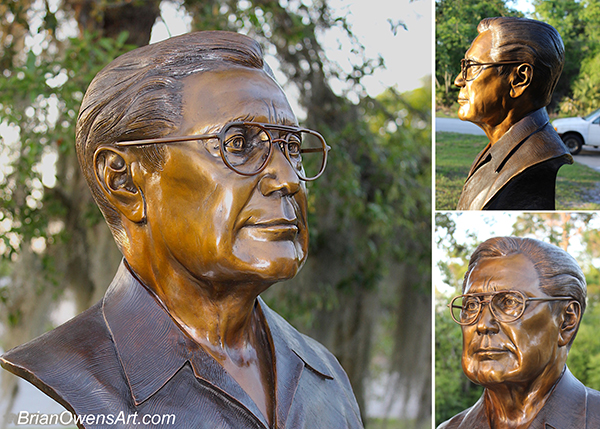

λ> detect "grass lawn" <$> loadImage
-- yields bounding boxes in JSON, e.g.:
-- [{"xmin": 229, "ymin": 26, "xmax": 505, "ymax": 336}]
[
  {"xmin": 436, "ymin": 132, "xmax": 600, "ymax": 210},
  {"xmin": 365, "ymin": 417, "xmax": 430, "ymax": 429}
]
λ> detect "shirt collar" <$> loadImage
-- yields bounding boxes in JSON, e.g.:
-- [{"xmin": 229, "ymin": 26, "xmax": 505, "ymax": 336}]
[
  {"xmin": 102, "ymin": 260, "xmax": 334, "ymax": 423},
  {"xmin": 468, "ymin": 107, "xmax": 551, "ymax": 179}
]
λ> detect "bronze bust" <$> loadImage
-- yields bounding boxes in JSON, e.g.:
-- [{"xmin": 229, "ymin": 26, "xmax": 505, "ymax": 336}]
[
  {"xmin": 439, "ymin": 237, "xmax": 600, "ymax": 429},
  {"xmin": 455, "ymin": 17, "xmax": 573, "ymax": 210},
  {"xmin": 1, "ymin": 31, "xmax": 362, "ymax": 429}
]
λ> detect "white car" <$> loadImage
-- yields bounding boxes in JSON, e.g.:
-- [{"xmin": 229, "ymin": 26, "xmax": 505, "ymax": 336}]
[{"xmin": 553, "ymin": 108, "xmax": 600, "ymax": 155}]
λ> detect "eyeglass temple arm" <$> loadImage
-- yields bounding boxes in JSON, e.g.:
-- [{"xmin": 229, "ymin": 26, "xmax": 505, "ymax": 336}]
[
  {"xmin": 115, "ymin": 134, "xmax": 218, "ymax": 147},
  {"xmin": 526, "ymin": 297, "xmax": 573, "ymax": 302}
]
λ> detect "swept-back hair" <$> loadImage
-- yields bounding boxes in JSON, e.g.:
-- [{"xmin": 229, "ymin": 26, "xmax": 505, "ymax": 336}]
[
  {"xmin": 478, "ymin": 17, "xmax": 564, "ymax": 108},
  {"xmin": 464, "ymin": 236, "xmax": 586, "ymax": 317}
]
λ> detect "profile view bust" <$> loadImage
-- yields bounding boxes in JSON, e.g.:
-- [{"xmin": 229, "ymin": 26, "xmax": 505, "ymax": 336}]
[
  {"xmin": 439, "ymin": 236, "xmax": 600, "ymax": 429},
  {"xmin": 455, "ymin": 17, "xmax": 573, "ymax": 210},
  {"xmin": 0, "ymin": 32, "xmax": 363, "ymax": 429}
]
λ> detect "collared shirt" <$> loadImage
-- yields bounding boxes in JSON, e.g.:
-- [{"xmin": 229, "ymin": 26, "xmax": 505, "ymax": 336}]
[
  {"xmin": 438, "ymin": 367, "xmax": 600, "ymax": 429},
  {"xmin": 1, "ymin": 261, "xmax": 363, "ymax": 429},
  {"xmin": 456, "ymin": 108, "xmax": 572, "ymax": 210}
]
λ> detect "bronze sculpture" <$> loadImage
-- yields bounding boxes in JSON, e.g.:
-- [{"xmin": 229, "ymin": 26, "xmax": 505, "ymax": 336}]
[
  {"xmin": 0, "ymin": 31, "xmax": 363, "ymax": 429},
  {"xmin": 455, "ymin": 17, "xmax": 573, "ymax": 210},
  {"xmin": 439, "ymin": 236, "xmax": 600, "ymax": 429}
]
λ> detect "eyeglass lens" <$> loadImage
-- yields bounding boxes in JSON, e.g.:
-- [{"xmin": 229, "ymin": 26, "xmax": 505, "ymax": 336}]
[
  {"xmin": 461, "ymin": 60, "xmax": 485, "ymax": 81},
  {"xmin": 222, "ymin": 124, "xmax": 270, "ymax": 175},
  {"xmin": 221, "ymin": 123, "xmax": 326, "ymax": 180},
  {"xmin": 452, "ymin": 291, "xmax": 526, "ymax": 324}
]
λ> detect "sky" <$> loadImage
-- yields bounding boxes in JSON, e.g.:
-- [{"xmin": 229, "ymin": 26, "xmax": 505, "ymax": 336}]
[
  {"xmin": 508, "ymin": 0, "xmax": 535, "ymax": 15},
  {"xmin": 149, "ymin": 0, "xmax": 432, "ymax": 97}
]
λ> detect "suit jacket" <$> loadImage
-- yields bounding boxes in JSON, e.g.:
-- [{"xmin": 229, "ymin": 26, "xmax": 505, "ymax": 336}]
[
  {"xmin": 438, "ymin": 366, "xmax": 600, "ymax": 429},
  {"xmin": 1, "ymin": 261, "xmax": 363, "ymax": 429},
  {"xmin": 456, "ymin": 108, "xmax": 573, "ymax": 210}
]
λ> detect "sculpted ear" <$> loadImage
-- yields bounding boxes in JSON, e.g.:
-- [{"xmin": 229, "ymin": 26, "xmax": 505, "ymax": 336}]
[
  {"xmin": 94, "ymin": 146, "xmax": 146, "ymax": 224},
  {"xmin": 558, "ymin": 301, "xmax": 581, "ymax": 347},
  {"xmin": 509, "ymin": 63, "xmax": 533, "ymax": 98}
]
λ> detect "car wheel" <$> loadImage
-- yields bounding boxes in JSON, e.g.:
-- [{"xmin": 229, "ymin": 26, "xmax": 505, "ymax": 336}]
[{"xmin": 562, "ymin": 134, "xmax": 583, "ymax": 155}]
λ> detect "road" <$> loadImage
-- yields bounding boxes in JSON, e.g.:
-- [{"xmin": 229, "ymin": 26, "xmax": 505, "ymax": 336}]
[
  {"xmin": 436, "ymin": 117, "xmax": 600, "ymax": 172},
  {"xmin": 572, "ymin": 147, "xmax": 600, "ymax": 172},
  {"xmin": 435, "ymin": 117, "xmax": 485, "ymax": 135}
]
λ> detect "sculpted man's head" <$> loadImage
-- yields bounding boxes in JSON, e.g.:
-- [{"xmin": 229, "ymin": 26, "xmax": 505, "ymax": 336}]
[
  {"xmin": 75, "ymin": 31, "xmax": 319, "ymax": 289},
  {"xmin": 454, "ymin": 237, "xmax": 585, "ymax": 388},
  {"xmin": 455, "ymin": 17, "xmax": 564, "ymax": 132}
]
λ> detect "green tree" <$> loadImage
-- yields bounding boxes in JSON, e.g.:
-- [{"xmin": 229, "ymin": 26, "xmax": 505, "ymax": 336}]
[
  {"xmin": 535, "ymin": 0, "xmax": 600, "ymax": 114},
  {"xmin": 434, "ymin": 213, "xmax": 482, "ymax": 425},
  {"xmin": 533, "ymin": 0, "xmax": 585, "ymax": 111},
  {"xmin": 435, "ymin": 308, "xmax": 483, "ymax": 426}
]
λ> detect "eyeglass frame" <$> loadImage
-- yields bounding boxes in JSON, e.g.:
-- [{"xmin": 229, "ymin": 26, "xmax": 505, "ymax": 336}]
[
  {"xmin": 459, "ymin": 59, "xmax": 533, "ymax": 82},
  {"xmin": 448, "ymin": 290, "xmax": 573, "ymax": 326},
  {"xmin": 114, "ymin": 121, "xmax": 331, "ymax": 181}
]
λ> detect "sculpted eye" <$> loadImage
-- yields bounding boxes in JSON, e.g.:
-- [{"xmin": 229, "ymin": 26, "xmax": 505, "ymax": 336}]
[
  {"xmin": 498, "ymin": 295, "xmax": 519, "ymax": 309},
  {"xmin": 224, "ymin": 135, "xmax": 247, "ymax": 152},
  {"xmin": 463, "ymin": 298, "xmax": 480, "ymax": 313},
  {"xmin": 287, "ymin": 136, "xmax": 301, "ymax": 157},
  {"xmin": 466, "ymin": 65, "xmax": 482, "ymax": 79}
]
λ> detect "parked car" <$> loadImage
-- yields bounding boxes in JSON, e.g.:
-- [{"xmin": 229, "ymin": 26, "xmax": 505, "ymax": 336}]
[{"xmin": 553, "ymin": 108, "xmax": 600, "ymax": 155}]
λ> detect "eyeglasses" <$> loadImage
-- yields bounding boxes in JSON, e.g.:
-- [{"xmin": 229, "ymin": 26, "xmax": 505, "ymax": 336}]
[
  {"xmin": 115, "ymin": 121, "xmax": 331, "ymax": 181},
  {"xmin": 459, "ymin": 59, "xmax": 532, "ymax": 82},
  {"xmin": 448, "ymin": 290, "xmax": 573, "ymax": 325}
]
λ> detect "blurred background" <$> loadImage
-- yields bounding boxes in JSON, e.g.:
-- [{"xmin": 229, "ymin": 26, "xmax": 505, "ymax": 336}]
[
  {"xmin": 435, "ymin": 212, "xmax": 600, "ymax": 426},
  {"xmin": 0, "ymin": 1, "xmax": 432, "ymax": 428}
]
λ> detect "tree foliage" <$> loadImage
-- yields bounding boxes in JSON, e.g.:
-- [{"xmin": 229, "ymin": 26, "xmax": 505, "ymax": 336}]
[
  {"xmin": 533, "ymin": 0, "xmax": 600, "ymax": 114},
  {"xmin": 532, "ymin": 0, "xmax": 585, "ymax": 110}
]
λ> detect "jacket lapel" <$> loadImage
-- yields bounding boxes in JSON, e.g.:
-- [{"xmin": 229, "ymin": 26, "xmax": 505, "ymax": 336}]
[
  {"xmin": 455, "ymin": 367, "xmax": 586, "ymax": 429},
  {"xmin": 457, "ymin": 108, "xmax": 562, "ymax": 210},
  {"xmin": 528, "ymin": 367, "xmax": 586, "ymax": 429}
]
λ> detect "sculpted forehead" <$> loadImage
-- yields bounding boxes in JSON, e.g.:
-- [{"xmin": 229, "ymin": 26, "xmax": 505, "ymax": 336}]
[
  {"xmin": 465, "ymin": 31, "xmax": 493, "ymax": 63},
  {"xmin": 465, "ymin": 253, "xmax": 541, "ymax": 296},
  {"xmin": 180, "ymin": 67, "xmax": 296, "ymax": 134}
]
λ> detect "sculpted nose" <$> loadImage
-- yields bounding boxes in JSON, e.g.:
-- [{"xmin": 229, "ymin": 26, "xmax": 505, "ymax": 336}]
[
  {"xmin": 454, "ymin": 73, "xmax": 465, "ymax": 88},
  {"xmin": 258, "ymin": 146, "xmax": 301, "ymax": 197},
  {"xmin": 476, "ymin": 304, "xmax": 499, "ymax": 335}
]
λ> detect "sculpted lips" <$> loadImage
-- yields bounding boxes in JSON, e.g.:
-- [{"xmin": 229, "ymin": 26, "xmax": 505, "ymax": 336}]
[
  {"xmin": 474, "ymin": 347, "xmax": 508, "ymax": 358},
  {"xmin": 242, "ymin": 218, "xmax": 299, "ymax": 241}
]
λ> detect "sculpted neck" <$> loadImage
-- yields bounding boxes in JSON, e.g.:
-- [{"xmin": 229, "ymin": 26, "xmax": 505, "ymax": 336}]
[
  {"xmin": 123, "ymin": 243, "xmax": 272, "ymax": 358},
  {"xmin": 482, "ymin": 362, "xmax": 566, "ymax": 429},
  {"xmin": 477, "ymin": 97, "xmax": 540, "ymax": 145},
  {"xmin": 481, "ymin": 109, "xmax": 528, "ymax": 146},
  {"xmin": 123, "ymin": 232, "xmax": 276, "ymax": 426}
]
